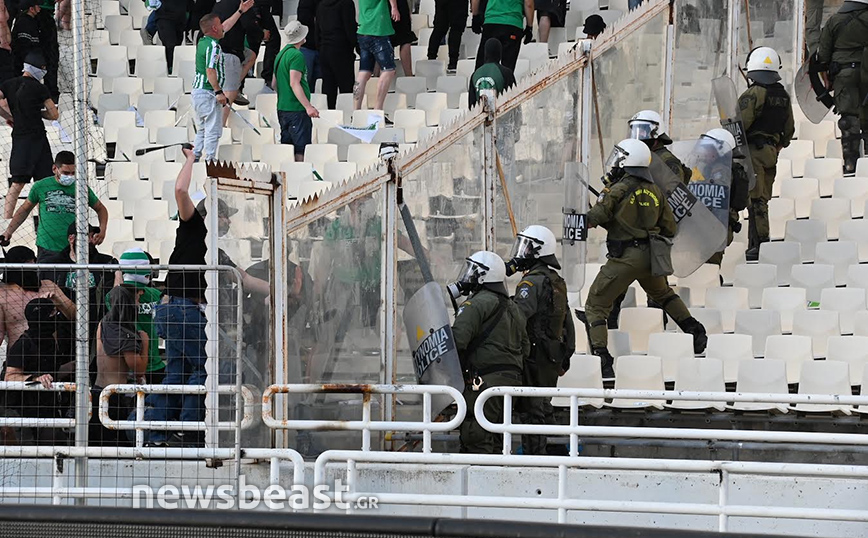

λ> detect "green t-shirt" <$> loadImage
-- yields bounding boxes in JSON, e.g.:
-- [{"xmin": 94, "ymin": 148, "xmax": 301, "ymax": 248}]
[
  {"xmin": 27, "ymin": 176, "xmax": 99, "ymax": 252},
  {"xmin": 358, "ymin": 0, "xmax": 395, "ymax": 37},
  {"xmin": 484, "ymin": 0, "xmax": 524, "ymax": 29},
  {"xmin": 104, "ymin": 286, "xmax": 165, "ymax": 373},
  {"xmin": 275, "ymin": 46, "xmax": 310, "ymax": 112},
  {"xmin": 194, "ymin": 35, "xmax": 224, "ymax": 91}
]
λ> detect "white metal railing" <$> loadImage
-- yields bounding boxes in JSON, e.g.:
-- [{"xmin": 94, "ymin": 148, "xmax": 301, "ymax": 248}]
[
  {"xmin": 0, "ymin": 382, "xmax": 89, "ymax": 428},
  {"xmin": 262, "ymin": 384, "xmax": 465, "ymax": 452},
  {"xmin": 98, "ymin": 384, "xmax": 257, "ymax": 447},
  {"xmin": 475, "ymin": 387, "xmax": 868, "ymax": 456},
  {"xmin": 314, "ymin": 450, "xmax": 868, "ymax": 529}
]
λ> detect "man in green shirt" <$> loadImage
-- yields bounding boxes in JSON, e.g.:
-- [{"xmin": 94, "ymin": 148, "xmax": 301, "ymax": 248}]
[
  {"xmin": 0, "ymin": 150, "xmax": 109, "ymax": 262},
  {"xmin": 471, "ymin": 0, "xmax": 534, "ymax": 71},
  {"xmin": 113, "ymin": 247, "xmax": 165, "ymax": 383},
  {"xmin": 354, "ymin": 0, "xmax": 400, "ymax": 111},
  {"xmin": 468, "ymin": 38, "xmax": 516, "ymax": 107},
  {"xmin": 191, "ymin": 3, "xmax": 253, "ymax": 162},
  {"xmin": 274, "ymin": 21, "xmax": 320, "ymax": 162}
]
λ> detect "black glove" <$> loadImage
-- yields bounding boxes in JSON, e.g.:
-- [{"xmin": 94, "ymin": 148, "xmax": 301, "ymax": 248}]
[
  {"xmin": 523, "ymin": 25, "xmax": 533, "ymax": 44},
  {"xmin": 472, "ymin": 15, "xmax": 484, "ymax": 34},
  {"xmin": 0, "ymin": 235, "xmax": 8, "ymax": 247},
  {"xmin": 560, "ymin": 354, "xmax": 571, "ymax": 374}
]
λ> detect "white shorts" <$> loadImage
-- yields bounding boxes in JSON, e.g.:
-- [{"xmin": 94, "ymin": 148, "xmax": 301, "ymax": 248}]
[{"xmin": 222, "ymin": 49, "xmax": 254, "ymax": 92}]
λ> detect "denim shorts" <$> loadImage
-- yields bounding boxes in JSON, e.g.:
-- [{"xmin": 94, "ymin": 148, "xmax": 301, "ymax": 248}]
[
  {"xmin": 358, "ymin": 34, "xmax": 396, "ymax": 73},
  {"xmin": 278, "ymin": 110, "xmax": 313, "ymax": 155}
]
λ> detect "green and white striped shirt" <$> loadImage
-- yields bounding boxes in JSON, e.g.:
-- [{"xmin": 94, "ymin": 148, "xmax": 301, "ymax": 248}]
[{"xmin": 194, "ymin": 35, "xmax": 224, "ymax": 91}]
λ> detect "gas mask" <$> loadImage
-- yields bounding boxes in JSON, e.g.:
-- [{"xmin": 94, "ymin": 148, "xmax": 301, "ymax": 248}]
[
  {"xmin": 57, "ymin": 174, "xmax": 76, "ymax": 187},
  {"xmin": 602, "ymin": 145, "xmax": 629, "ymax": 187},
  {"xmin": 447, "ymin": 259, "xmax": 486, "ymax": 301},
  {"xmin": 504, "ymin": 234, "xmax": 541, "ymax": 276}
]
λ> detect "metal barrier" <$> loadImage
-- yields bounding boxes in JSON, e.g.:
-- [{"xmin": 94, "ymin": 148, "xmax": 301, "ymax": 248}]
[
  {"xmin": 98, "ymin": 384, "xmax": 257, "ymax": 447},
  {"xmin": 262, "ymin": 384, "xmax": 465, "ymax": 452},
  {"xmin": 0, "ymin": 382, "xmax": 89, "ymax": 428},
  {"xmin": 474, "ymin": 387, "xmax": 868, "ymax": 456},
  {"xmin": 313, "ymin": 450, "xmax": 868, "ymax": 529}
]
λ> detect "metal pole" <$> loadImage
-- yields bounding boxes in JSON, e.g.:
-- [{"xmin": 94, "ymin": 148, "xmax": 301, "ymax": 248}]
[
  {"xmin": 580, "ymin": 41, "xmax": 592, "ymax": 170},
  {"xmin": 204, "ymin": 179, "xmax": 220, "ymax": 448},
  {"xmin": 71, "ymin": 0, "xmax": 91, "ymax": 501},
  {"xmin": 662, "ymin": 4, "xmax": 676, "ymax": 133},
  {"xmin": 728, "ymin": 0, "xmax": 740, "ymax": 85},
  {"xmin": 271, "ymin": 174, "xmax": 288, "ymax": 449},
  {"xmin": 482, "ymin": 90, "xmax": 497, "ymax": 251},
  {"xmin": 381, "ymin": 181, "xmax": 397, "ymax": 438}
]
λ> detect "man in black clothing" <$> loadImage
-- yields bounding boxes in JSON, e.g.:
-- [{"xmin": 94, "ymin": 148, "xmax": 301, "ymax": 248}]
[
  {"xmin": 296, "ymin": 0, "xmax": 320, "ymax": 90},
  {"xmin": 315, "ymin": 0, "xmax": 356, "ymax": 109},
  {"xmin": 40, "ymin": 223, "xmax": 120, "ymax": 358},
  {"xmin": 257, "ymin": 0, "xmax": 280, "ymax": 85},
  {"xmin": 0, "ymin": 49, "xmax": 58, "ymax": 219},
  {"xmin": 2, "ymin": 297, "xmax": 73, "ymax": 445},
  {"xmin": 213, "ymin": 0, "xmax": 262, "ymax": 117},
  {"xmin": 427, "ymin": 0, "xmax": 467, "ymax": 72},
  {"xmin": 11, "ymin": 0, "xmax": 40, "ymax": 74},
  {"xmin": 154, "ymin": 0, "xmax": 188, "ymax": 73},
  {"xmin": 142, "ymin": 147, "xmax": 269, "ymax": 447},
  {"xmin": 35, "ymin": 1, "xmax": 57, "ymax": 101}
]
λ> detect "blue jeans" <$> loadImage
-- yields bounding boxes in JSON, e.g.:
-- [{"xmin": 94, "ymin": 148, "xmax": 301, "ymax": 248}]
[
  {"xmin": 358, "ymin": 35, "xmax": 396, "ymax": 72},
  {"xmin": 146, "ymin": 11, "xmax": 158, "ymax": 35},
  {"xmin": 300, "ymin": 47, "xmax": 321, "ymax": 90},
  {"xmin": 143, "ymin": 297, "xmax": 207, "ymax": 443}
]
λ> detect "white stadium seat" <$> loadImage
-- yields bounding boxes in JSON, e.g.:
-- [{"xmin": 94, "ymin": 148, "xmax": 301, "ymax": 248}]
[
  {"xmin": 821, "ymin": 288, "xmax": 866, "ymax": 335},
  {"xmin": 803, "ymin": 158, "xmax": 842, "ymax": 197},
  {"xmin": 735, "ymin": 309, "xmax": 782, "ymax": 358},
  {"xmin": 779, "ymin": 177, "xmax": 819, "ymax": 218},
  {"xmin": 673, "ymin": 264, "xmax": 719, "ymax": 307},
  {"xmin": 609, "ymin": 356, "xmax": 665, "ymax": 409},
  {"xmin": 814, "ymin": 241, "xmax": 858, "ymax": 286},
  {"xmin": 789, "ymin": 264, "xmax": 834, "ymax": 303},
  {"xmin": 705, "ymin": 287, "xmax": 749, "ymax": 333},
  {"xmin": 792, "ymin": 360, "xmax": 852, "ymax": 414},
  {"xmin": 810, "ymin": 198, "xmax": 850, "ymax": 239},
  {"xmin": 758, "ymin": 241, "xmax": 801, "ymax": 286},
  {"xmin": 733, "ymin": 263, "xmax": 777, "ymax": 309},
  {"xmin": 647, "ymin": 332, "xmax": 695, "ymax": 382},
  {"xmin": 792, "ymin": 310, "xmax": 839, "ymax": 359},
  {"xmin": 551, "ymin": 354, "xmax": 604, "ymax": 408},
  {"xmin": 668, "ymin": 358, "xmax": 726, "ymax": 411},
  {"xmin": 730, "ymin": 359, "xmax": 789, "ymax": 413},
  {"xmin": 834, "ymin": 177, "xmax": 868, "ymax": 217},
  {"xmin": 618, "ymin": 307, "xmax": 664, "ymax": 354},
  {"xmin": 767, "ymin": 198, "xmax": 794, "ymax": 241},
  {"xmin": 761, "ymin": 287, "xmax": 806, "ymax": 334},
  {"xmin": 705, "ymin": 334, "xmax": 753, "ymax": 383},
  {"xmin": 783, "ymin": 219, "xmax": 826, "ymax": 263},
  {"xmin": 839, "ymin": 220, "xmax": 868, "ymax": 262},
  {"xmin": 827, "ymin": 336, "xmax": 868, "ymax": 386}
]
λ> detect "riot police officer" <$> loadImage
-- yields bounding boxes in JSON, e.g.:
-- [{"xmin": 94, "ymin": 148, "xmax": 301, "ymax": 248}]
[
  {"xmin": 739, "ymin": 46, "xmax": 795, "ymax": 261},
  {"xmin": 507, "ymin": 225, "xmax": 575, "ymax": 455},
  {"xmin": 449, "ymin": 250, "xmax": 529, "ymax": 454},
  {"xmin": 584, "ymin": 139, "xmax": 707, "ymax": 378},
  {"xmin": 628, "ymin": 109, "xmax": 692, "ymax": 184},
  {"xmin": 693, "ymin": 128, "xmax": 750, "ymax": 266},
  {"xmin": 818, "ymin": 0, "xmax": 868, "ymax": 175}
]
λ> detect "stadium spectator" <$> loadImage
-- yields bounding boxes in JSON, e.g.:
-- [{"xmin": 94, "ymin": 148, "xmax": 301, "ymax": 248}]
[
  {"xmin": 40, "ymin": 223, "xmax": 121, "ymax": 358},
  {"xmin": 274, "ymin": 21, "xmax": 319, "ymax": 162},
  {"xmin": 582, "ymin": 14, "xmax": 605, "ymax": 39},
  {"xmin": 535, "ymin": 0, "xmax": 566, "ymax": 44},
  {"xmin": 296, "ymin": 0, "xmax": 321, "ymax": 89},
  {"xmin": 257, "ymin": 0, "xmax": 280, "ymax": 85},
  {"xmin": 390, "ymin": 0, "xmax": 416, "ymax": 76},
  {"xmin": 628, "ymin": 0, "xmax": 643, "ymax": 10},
  {"xmin": 113, "ymin": 248, "xmax": 164, "ymax": 384},
  {"xmin": 0, "ymin": 245, "xmax": 74, "ymax": 349},
  {"xmin": 143, "ymin": 147, "xmax": 268, "ymax": 448},
  {"xmin": 427, "ymin": 0, "xmax": 466, "ymax": 73},
  {"xmin": 2, "ymin": 297, "xmax": 73, "ymax": 445},
  {"xmin": 213, "ymin": 0, "xmax": 260, "ymax": 117},
  {"xmin": 55, "ymin": 0, "xmax": 70, "ymax": 30},
  {"xmin": 35, "ymin": 0, "xmax": 58, "ymax": 101},
  {"xmin": 354, "ymin": 0, "xmax": 400, "ymax": 111},
  {"xmin": 315, "ymin": 0, "xmax": 357, "ymax": 109},
  {"xmin": 192, "ymin": 5, "xmax": 253, "ymax": 162},
  {"xmin": 468, "ymin": 38, "xmax": 515, "ymax": 107},
  {"xmin": 0, "ymin": 0, "xmax": 14, "ymax": 82},
  {"xmin": 11, "ymin": 0, "xmax": 43, "ymax": 76},
  {"xmin": 91, "ymin": 285, "xmax": 148, "ymax": 446},
  {"xmin": 471, "ymin": 0, "xmax": 534, "ymax": 71},
  {"xmin": 1, "ymin": 151, "xmax": 109, "ymax": 263},
  {"xmin": 155, "ymin": 0, "xmax": 189, "ymax": 72},
  {"xmin": 0, "ymin": 49, "xmax": 57, "ymax": 219}
]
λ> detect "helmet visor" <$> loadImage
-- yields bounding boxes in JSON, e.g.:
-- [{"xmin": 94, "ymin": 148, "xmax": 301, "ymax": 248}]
[
  {"xmin": 509, "ymin": 234, "xmax": 541, "ymax": 260},
  {"xmin": 455, "ymin": 258, "xmax": 483, "ymax": 288},
  {"xmin": 605, "ymin": 144, "xmax": 628, "ymax": 171},
  {"xmin": 628, "ymin": 120, "xmax": 657, "ymax": 140}
]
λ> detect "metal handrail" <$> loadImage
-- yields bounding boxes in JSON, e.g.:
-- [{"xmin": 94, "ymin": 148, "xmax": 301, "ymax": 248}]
[{"xmin": 0, "ymin": 382, "xmax": 90, "ymax": 428}]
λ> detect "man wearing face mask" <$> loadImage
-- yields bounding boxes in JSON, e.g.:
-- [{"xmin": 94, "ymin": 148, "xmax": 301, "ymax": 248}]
[
  {"xmin": 0, "ymin": 49, "xmax": 57, "ymax": 219},
  {"xmin": 0, "ymin": 245, "xmax": 74, "ymax": 350},
  {"xmin": 143, "ymin": 146, "xmax": 269, "ymax": 448},
  {"xmin": 1, "ymin": 151, "xmax": 109, "ymax": 262},
  {"xmin": 449, "ymin": 250, "xmax": 529, "ymax": 454}
]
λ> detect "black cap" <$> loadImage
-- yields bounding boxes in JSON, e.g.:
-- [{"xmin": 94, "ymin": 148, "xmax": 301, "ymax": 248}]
[
  {"xmin": 3, "ymin": 245, "xmax": 36, "ymax": 263},
  {"xmin": 23, "ymin": 50, "xmax": 47, "ymax": 69},
  {"xmin": 24, "ymin": 297, "xmax": 56, "ymax": 325},
  {"xmin": 67, "ymin": 223, "xmax": 100, "ymax": 236},
  {"xmin": 19, "ymin": 0, "xmax": 41, "ymax": 11},
  {"xmin": 583, "ymin": 14, "xmax": 606, "ymax": 36},
  {"xmin": 196, "ymin": 198, "xmax": 238, "ymax": 218}
]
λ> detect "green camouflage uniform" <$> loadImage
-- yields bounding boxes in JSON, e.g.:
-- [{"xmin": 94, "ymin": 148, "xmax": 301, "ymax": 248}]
[
  {"xmin": 584, "ymin": 173, "xmax": 691, "ymax": 350},
  {"xmin": 818, "ymin": 3, "xmax": 868, "ymax": 172},
  {"xmin": 513, "ymin": 262, "xmax": 575, "ymax": 455},
  {"xmin": 453, "ymin": 287, "xmax": 529, "ymax": 454},
  {"xmin": 738, "ymin": 83, "xmax": 795, "ymax": 245}
]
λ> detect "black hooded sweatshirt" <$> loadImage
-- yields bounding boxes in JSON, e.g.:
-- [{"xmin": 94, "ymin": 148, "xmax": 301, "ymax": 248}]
[{"xmin": 315, "ymin": 0, "xmax": 357, "ymax": 52}]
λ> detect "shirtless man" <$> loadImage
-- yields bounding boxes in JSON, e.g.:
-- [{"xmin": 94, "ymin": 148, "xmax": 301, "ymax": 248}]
[{"xmin": 0, "ymin": 245, "xmax": 74, "ymax": 348}]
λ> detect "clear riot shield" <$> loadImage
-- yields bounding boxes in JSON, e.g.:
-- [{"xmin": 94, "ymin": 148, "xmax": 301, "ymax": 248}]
[
  {"xmin": 670, "ymin": 139, "xmax": 732, "ymax": 229},
  {"xmin": 562, "ymin": 161, "xmax": 589, "ymax": 295},
  {"xmin": 649, "ymin": 154, "xmax": 728, "ymax": 278},
  {"xmin": 712, "ymin": 76, "xmax": 758, "ymax": 191},
  {"xmin": 794, "ymin": 58, "xmax": 832, "ymax": 124},
  {"xmin": 402, "ymin": 281, "xmax": 465, "ymax": 418}
]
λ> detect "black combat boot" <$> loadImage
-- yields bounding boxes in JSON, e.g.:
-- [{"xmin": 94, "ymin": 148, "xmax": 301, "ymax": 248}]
[
  {"xmin": 677, "ymin": 317, "xmax": 708, "ymax": 355},
  {"xmin": 745, "ymin": 206, "xmax": 760, "ymax": 261},
  {"xmin": 592, "ymin": 347, "xmax": 615, "ymax": 379}
]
